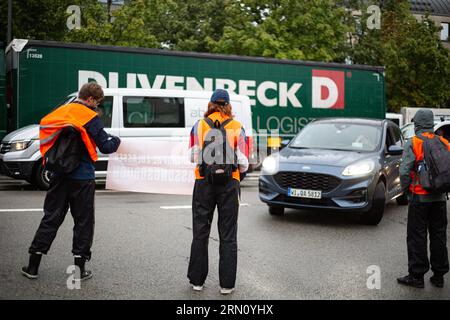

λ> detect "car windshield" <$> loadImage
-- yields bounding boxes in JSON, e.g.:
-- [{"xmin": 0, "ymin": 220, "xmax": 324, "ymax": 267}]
[
  {"xmin": 401, "ymin": 123, "xmax": 415, "ymax": 139},
  {"xmin": 290, "ymin": 122, "xmax": 382, "ymax": 152}
]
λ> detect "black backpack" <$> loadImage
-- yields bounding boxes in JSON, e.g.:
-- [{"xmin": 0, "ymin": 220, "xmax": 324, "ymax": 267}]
[
  {"xmin": 415, "ymin": 134, "xmax": 450, "ymax": 193},
  {"xmin": 199, "ymin": 118, "xmax": 238, "ymax": 186},
  {"xmin": 44, "ymin": 126, "xmax": 83, "ymax": 174}
]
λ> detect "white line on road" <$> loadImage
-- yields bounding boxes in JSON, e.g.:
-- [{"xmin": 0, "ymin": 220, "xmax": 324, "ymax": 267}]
[
  {"xmin": 0, "ymin": 208, "xmax": 43, "ymax": 212},
  {"xmin": 160, "ymin": 203, "xmax": 250, "ymax": 210}
]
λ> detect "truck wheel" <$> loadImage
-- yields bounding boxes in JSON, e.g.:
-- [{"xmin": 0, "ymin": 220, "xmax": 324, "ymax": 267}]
[
  {"xmin": 269, "ymin": 206, "xmax": 284, "ymax": 216},
  {"xmin": 361, "ymin": 182, "xmax": 385, "ymax": 226},
  {"xmin": 34, "ymin": 161, "xmax": 51, "ymax": 190},
  {"xmin": 396, "ymin": 193, "xmax": 408, "ymax": 206}
]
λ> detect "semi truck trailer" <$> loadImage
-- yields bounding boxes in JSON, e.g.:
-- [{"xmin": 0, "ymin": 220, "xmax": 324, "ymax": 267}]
[{"xmin": 2, "ymin": 39, "xmax": 386, "ymax": 140}]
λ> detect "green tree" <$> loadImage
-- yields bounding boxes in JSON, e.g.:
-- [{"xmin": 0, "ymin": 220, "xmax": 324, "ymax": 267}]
[
  {"xmin": 0, "ymin": 0, "xmax": 75, "ymax": 44},
  {"xmin": 207, "ymin": 0, "xmax": 354, "ymax": 62},
  {"xmin": 144, "ymin": 0, "xmax": 241, "ymax": 52},
  {"xmin": 65, "ymin": 0, "xmax": 159, "ymax": 48},
  {"xmin": 351, "ymin": 0, "xmax": 450, "ymax": 111}
]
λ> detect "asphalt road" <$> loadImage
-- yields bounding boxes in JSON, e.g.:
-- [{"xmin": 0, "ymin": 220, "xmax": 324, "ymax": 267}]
[{"xmin": 0, "ymin": 175, "xmax": 449, "ymax": 300}]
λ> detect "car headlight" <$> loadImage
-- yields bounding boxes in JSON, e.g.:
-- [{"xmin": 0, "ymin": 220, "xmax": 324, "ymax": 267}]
[
  {"xmin": 262, "ymin": 155, "xmax": 279, "ymax": 175},
  {"xmin": 342, "ymin": 159, "xmax": 375, "ymax": 176},
  {"xmin": 10, "ymin": 140, "xmax": 32, "ymax": 152}
]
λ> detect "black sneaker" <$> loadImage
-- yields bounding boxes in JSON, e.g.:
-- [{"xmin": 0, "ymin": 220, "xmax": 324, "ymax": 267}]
[
  {"xmin": 397, "ymin": 275, "xmax": 424, "ymax": 288},
  {"xmin": 21, "ymin": 266, "xmax": 38, "ymax": 279},
  {"xmin": 74, "ymin": 256, "xmax": 93, "ymax": 281},
  {"xmin": 80, "ymin": 270, "xmax": 93, "ymax": 281},
  {"xmin": 20, "ymin": 253, "xmax": 42, "ymax": 280},
  {"xmin": 430, "ymin": 275, "xmax": 444, "ymax": 288}
]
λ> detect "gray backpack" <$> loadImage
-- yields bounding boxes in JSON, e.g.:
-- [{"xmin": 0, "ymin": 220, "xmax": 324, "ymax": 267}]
[{"xmin": 416, "ymin": 134, "xmax": 450, "ymax": 193}]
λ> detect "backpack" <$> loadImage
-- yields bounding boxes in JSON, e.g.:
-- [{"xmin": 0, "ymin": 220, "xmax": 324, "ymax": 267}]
[
  {"xmin": 199, "ymin": 117, "xmax": 238, "ymax": 186},
  {"xmin": 415, "ymin": 134, "xmax": 450, "ymax": 193},
  {"xmin": 44, "ymin": 126, "xmax": 83, "ymax": 174}
]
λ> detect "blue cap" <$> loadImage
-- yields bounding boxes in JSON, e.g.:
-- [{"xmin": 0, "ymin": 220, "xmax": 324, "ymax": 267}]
[{"xmin": 210, "ymin": 89, "xmax": 230, "ymax": 103}]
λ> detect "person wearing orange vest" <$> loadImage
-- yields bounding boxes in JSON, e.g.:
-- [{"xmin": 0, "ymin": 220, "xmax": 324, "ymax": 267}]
[
  {"xmin": 187, "ymin": 89, "xmax": 248, "ymax": 295},
  {"xmin": 21, "ymin": 83, "xmax": 121, "ymax": 281},
  {"xmin": 397, "ymin": 109, "xmax": 449, "ymax": 289}
]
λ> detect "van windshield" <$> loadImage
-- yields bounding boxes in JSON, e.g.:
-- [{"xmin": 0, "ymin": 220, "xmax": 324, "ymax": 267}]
[
  {"xmin": 290, "ymin": 122, "xmax": 382, "ymax": 152},
  {"xmin": 57, "ymin": 95, "xmax": 77, "ymax": 107}
]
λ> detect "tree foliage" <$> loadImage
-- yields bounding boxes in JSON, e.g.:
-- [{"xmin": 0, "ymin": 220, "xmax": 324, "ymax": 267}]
[
  {"xmin": 351, "ymin": 0, "xmax": 450, "ymax": 111},
  {"xmin": 207, "ymin": 0, "xmax": 354, "ymax": 62},
  {"xmin": 0, "ymin": 0, "xmax": 74, "ymax": 44},
  {"xmin": 1, "ymin": 0, "xmax": 449, "ymax": 109}
]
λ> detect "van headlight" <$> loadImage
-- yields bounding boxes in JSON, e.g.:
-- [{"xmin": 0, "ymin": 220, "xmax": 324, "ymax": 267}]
[
  {"xmin": 342, "ymin": 159, "xmax": 375, "ymax": 176},
  {"xmin": 10, "ymin": 140, "xmax": 32, "ymax": 152},
  {"xmin": 262, "ymin": 155, "xmax": 279, "ymax": 175}
]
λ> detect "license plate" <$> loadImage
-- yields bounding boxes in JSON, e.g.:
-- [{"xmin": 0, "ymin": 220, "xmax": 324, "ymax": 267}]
[{"xmin": 287, "ymin": 188, "xmax": 322, "ymax": 199}]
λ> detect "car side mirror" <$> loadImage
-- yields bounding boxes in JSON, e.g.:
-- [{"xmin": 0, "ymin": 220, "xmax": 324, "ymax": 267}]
[
  {"xmin": 280, "ymin": 139, "xmax": 290, "ymax": 149},
  {"xmin": 388, "ymin": 145, "xmax": 403, "ymax": 156}
]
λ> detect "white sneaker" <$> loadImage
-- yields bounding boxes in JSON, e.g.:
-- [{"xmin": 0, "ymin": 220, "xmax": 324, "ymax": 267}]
[
  {"xmin": 220, "ymin": 287, "xmax": 235, "ymax": 295},
  {"xmin": 192, "ymin": 285, "xmax": 204, "ymax": 291}
]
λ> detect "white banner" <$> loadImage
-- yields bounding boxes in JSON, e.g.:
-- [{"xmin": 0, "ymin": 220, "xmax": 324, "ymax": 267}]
[{"xmin": 106, "ymin": 139, "xmax": 196, "ymax": 195}]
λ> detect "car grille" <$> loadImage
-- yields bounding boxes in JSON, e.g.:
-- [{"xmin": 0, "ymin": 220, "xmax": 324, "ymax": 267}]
[
  {"xmin": 0, "ymin": 143, "xmax": 11, "ymax": 154},
  {"xmin": 274, "ymin": 171, "xmax": 340, "ymax": 192}
]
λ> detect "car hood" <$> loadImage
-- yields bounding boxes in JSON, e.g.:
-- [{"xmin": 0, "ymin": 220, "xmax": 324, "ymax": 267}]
[
  {"xmin": 2, "ymin": 124, "xmax": 39, "ymax": 142},
  {"xmin": 279, "ymin": 147, "xmax": 376, "ymax": 168}
]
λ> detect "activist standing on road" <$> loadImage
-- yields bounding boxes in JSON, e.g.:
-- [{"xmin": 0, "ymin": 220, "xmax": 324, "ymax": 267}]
[
  {"xmin": 397, "ymin": 109, "xmax": 450, "ymax": 288},
  {"xmin": 21, "ymin": 82, "xmax": 121, "ymax": 281},
  {"xmin": 187, "ymin": 89, "xmax": 248, "ymax": 294}
]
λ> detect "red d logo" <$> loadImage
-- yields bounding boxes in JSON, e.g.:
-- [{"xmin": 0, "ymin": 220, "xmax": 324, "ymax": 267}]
[{"xmin": 312, "ymin": 70, "xmax": 345, "ymax": 109}]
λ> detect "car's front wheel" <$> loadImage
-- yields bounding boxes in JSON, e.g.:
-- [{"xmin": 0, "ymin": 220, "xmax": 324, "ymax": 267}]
[
  {"xmin": 268, "ymin": 205, "xmax": 285, "ymax": 216},
  {"xmin": 361, "ymin": 181, "xmax": 386, "ymax": 226},
  {"xmin": 34, "ymin": 161, "xmax": 51, "ymax": 190}
]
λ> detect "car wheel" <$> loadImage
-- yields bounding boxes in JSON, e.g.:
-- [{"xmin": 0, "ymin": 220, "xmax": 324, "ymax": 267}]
[
  {"xmin": 361, "ymin": 181, "xmax": 386, "ymax": 226},
  {"xmin": 34, "ymin": 161, "xmax": 51, "ymax": 190},
  {"xmin": 396, "ymin": 193, "xmax": 408, "ymax": 206},
  {"xmin": 269, "ymin": 206, "xmax": 285, "ymax": 216}
]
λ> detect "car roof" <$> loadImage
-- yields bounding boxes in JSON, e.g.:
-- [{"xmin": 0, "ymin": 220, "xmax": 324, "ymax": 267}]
[
  {"xmin": 434, "ymin": 120, "xmax": 450, "ymax": 130},
  {"xmin": 312, "ymin": 117, "xmax": 385, "ymax": 126}
]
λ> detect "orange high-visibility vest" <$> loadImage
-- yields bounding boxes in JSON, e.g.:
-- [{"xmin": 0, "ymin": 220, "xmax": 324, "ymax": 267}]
[
  {"xmin": 410, "ymin": 132, "xmax": 450, "ymax": 195},
  {"xmin": 194, "ymin": 112, "xmax": 242, "ymax": 181},
  {"xmin": 40, "ymin": 102, "xmax": 98, "ymax": 162}
]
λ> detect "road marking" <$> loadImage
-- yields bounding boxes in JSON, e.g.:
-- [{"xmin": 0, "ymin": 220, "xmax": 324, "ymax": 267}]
[
  {"xmin": 0, "ymin": 208, "xmax": 43, "ymax": 212},
  {"xmin": 160, "ymin": 205, "xmax": 192, "ymax": 210},
  {"xmin": 160, "ymin": 203, "xmax": 250, "ymax": 210}
]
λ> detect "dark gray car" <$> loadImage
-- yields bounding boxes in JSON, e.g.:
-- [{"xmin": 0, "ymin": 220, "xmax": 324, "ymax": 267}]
[{"xmin": 259, "ymin": 118, "xmax": 408, "ymax": 225}]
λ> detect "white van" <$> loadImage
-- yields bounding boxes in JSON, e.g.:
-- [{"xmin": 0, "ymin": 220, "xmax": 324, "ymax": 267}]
[{"xmin": 0, "ymin": 89, "xmax": 255, "ymax": 189}]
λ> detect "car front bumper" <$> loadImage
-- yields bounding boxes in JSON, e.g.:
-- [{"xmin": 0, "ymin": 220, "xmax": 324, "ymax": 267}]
[
  {"xmin": 0, "ymin": 158, "xmax": 35, "ymax": 180},
  {"xmin": 258, "ymin": 171, "xmax": 378, "ymax": 213}
]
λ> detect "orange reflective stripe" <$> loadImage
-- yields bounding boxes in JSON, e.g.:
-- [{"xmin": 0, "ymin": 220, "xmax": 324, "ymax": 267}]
[
  {"xmin": 39, "ymin": 103, "xmax": 99, "ymax": 162},
  {"xmin": 439, "ymin": 136, "xmax": 450, "ymax": 150}
]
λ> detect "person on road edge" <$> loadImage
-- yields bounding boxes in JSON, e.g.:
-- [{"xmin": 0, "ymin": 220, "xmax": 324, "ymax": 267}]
[
  {"xmin": 187, "ymin": 89, "xmax": 249, "ymax": 295},
  {"xmin": 21, "ymin": 82, "xmax": 121, "ymax": 281},
  {"xmin": 397, "ymin": 108, "xmax": 449, "ymax": 288}
]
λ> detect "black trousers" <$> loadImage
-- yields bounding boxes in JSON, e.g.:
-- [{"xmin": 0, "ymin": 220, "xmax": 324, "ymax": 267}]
[
  {"xmin": 29, "ymin": 177, "xmax": 95, "ymax": 261},
  {"xmin": 407, "ymin": 199, "xmax": 449, "ymax": 277},
  {"xmin": 188, "ymin": 178, "xmax": 240, "ymax": 288}
]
